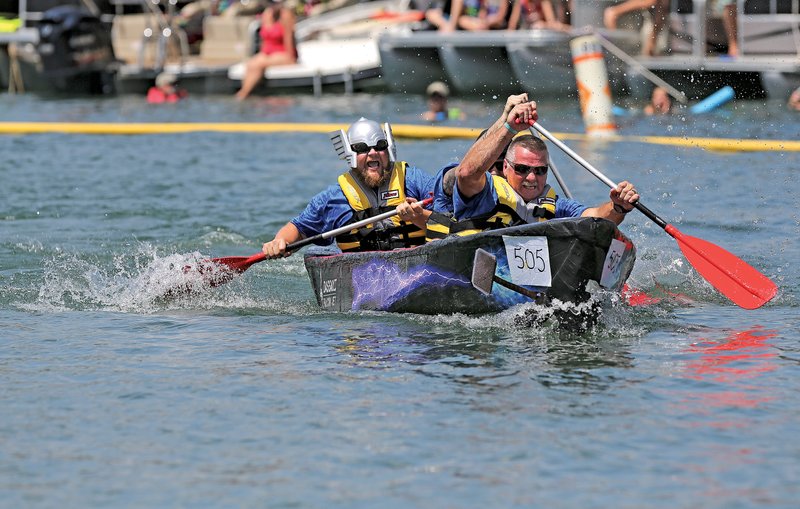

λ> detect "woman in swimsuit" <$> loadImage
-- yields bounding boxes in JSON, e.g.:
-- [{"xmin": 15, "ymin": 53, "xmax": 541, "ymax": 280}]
[{"xmin": 235, "ymin": 0, "xmax": 297, "ymax": 100}]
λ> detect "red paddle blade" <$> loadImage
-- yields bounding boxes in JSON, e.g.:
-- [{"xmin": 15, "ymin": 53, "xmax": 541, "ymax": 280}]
[
  {"xmin": 210, "ymin": 255, "xmax": 261, "ymax": 273},
  {"xmin": 665, "ymin": 225, "xmax": 777, "ymax": 310},
  {"xmin": 182, "ymin": 253, "xmax": 266, "ymax": 288}
]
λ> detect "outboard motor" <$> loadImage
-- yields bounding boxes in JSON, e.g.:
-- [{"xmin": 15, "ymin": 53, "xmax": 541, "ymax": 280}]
[{"xmin": 37, "ymin": 5, "xmax": 116, "ymax": 94}]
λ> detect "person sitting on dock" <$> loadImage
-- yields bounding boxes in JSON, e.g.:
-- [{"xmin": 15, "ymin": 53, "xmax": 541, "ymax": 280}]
[
  {"xmin": 235, "ymin": 0, "xmax": 297, "ymax": 100},
  {"xmin": 262, "ymin": 118, "xmax": 435, "ymax": 258},
  {"xmin": 451, "ymin": 96, "xmax": 639, "ymax": 233},
  {"xmin": 425, "ymin": 0, "xmax": 465, "ymax": 32},
  {"xmin": 507, "ymin": 0, "xmax": 569, "ymax": 31},
  {"xmin": 714, "ymin": 0, "xmax": 739, "ymax": 56},
  {"xmin": 603, "ymin": 0, "xmax": 669, "ymax": 56},
  {"xmin": 458, "ymin": 0, "xmax": 511, "ymax": 31},
  {"xmin": 147, "ymin": 72, "xmax": 188, "ymax": 104},
  {"xmin": 422, "ymin": 81, "xmax": 464, "ymax": 122},
  {"xmin": 643, "ymin": 86, "xmax": 672, "ymax": 115}
]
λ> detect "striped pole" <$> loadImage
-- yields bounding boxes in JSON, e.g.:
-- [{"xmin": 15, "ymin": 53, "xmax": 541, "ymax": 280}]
[{"xmin": 570, "ymin": 35, "xmax": 616, "ymax": 137}]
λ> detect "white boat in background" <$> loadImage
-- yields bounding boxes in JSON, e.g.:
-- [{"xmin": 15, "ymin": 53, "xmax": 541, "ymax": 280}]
[
  {"xmin": 226, "ymin": 0, "xmax": 417, "ymax": 95},
  {"xmin": 633, "ymin": 0, "xmax": 800, "ymax": 99},
  {"xmin": 376, "ymin": 0, "xmax": 644, "ymax": 98},
  {"xmin": 227, "ymin": 36, "xmax": 383, "ymax": 95},
  {"xmin": 378, "ymin": 28, "xmax": 639, "ymax": 97},
  {"xmin": 113, "ymin": 0, "xmax": 411, "ymax": 95},
  {"xmin": 378, "ymin": 0, "xmax": 800, "ymax": 100},
  {"xmin": 3, "ymin": 0, "xmax": 797, "ymax": 99}
]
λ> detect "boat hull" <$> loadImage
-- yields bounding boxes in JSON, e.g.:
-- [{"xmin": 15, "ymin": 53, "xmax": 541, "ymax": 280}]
[{"xmin": 304, "ymin": 217, "xmax": 635, "ymax": 315}]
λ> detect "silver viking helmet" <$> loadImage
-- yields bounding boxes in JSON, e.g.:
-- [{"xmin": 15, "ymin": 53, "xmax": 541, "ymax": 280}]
[{"xmin": 329, "ymin": 117, "xmax": 397, "ymax": 167}]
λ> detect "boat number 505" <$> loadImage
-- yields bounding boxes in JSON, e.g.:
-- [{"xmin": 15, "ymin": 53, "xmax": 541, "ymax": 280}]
[
  {"xmin": 502, "ymin": 236, "xmax": 552, "ymax": 287},
  {"xmin": 512, "ymin": 245, "xmax": 546, "ymax": 272}
]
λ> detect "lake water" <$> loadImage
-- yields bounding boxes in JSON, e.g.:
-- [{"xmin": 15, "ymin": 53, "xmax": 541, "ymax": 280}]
[{"xmin": 1, "ymin": 92, "xmax": 799, "ymax": 508}]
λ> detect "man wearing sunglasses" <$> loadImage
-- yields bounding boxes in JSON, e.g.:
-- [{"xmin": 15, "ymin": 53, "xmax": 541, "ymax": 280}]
[
  {"xmin": 451, "ymin": 97, "xmax": 639, "ymax": 232},
  {"xmin": 426, "ymin": 94, "xmax": 527, "ymax": 241},
  {"xmin": 262, "ymin": 117, "xmax": 434, "ymax": 258}
]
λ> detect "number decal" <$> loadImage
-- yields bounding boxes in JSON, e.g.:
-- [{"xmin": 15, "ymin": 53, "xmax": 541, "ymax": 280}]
[
  {"xmin": 503, "ymin": 236, "xmax": 551, "ymax": 287},
  {"xmin": 600, "ymin": 238, "xmax": 626, "ymax": 288}
]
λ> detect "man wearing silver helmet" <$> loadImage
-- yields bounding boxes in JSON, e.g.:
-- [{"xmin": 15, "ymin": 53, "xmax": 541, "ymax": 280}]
[{"xmin": 262, "ymin": 118, "xmax": 434, "ymax": 258}]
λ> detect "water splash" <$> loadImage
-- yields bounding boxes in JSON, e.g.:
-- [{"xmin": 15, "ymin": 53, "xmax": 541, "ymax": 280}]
[{"xmin": 17, "ymin": 244, "xmax": 302, "ymax": 314}]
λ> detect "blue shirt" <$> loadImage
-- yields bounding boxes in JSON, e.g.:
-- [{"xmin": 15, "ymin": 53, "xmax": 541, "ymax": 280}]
[
  {"xmin": 291, "ymin": 164, "xmax": 435, "ymax": 245},
  {"xmin": 453, "ymin": 172, "xmax": 587, "ymax": 221},
  {"xmin": 432, "ymin": 162, "xmax": 459, "ymax": 214}
]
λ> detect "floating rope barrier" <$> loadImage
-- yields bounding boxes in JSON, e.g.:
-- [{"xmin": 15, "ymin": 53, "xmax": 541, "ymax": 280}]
[{"xmin": 0, "ymin": 122, "xmax": 797, "ymax": 152}]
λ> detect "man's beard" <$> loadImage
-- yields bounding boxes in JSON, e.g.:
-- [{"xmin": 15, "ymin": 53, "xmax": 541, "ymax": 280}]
[{"xmin": 358, "ymin": 164, "xmax": 390, "ymax": 188}]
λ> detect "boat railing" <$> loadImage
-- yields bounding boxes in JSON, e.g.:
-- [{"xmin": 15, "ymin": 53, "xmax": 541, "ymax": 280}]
[
  {"xmin": 668, "ymin": 0, "xmax": 800, "ymax": 57},
  {"xmin": 109, "ymin": 0, "xmax": 189, "ymax": 70}
]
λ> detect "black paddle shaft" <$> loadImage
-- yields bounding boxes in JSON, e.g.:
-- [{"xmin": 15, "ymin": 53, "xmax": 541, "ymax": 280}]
[{"xmin": 532, "ymin": 123, "xmax": 669, "ymax": 230}]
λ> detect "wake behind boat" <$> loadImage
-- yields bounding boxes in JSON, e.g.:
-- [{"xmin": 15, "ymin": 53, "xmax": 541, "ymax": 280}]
[{"xmin": 304, "ymin": 217, "xmax": 636, "ymax": 316}]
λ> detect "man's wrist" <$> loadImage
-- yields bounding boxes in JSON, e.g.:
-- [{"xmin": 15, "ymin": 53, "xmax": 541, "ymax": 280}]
[
  {"xmin": 613, "ymin": 203, "xmax": 631, "ymax": 214},
  {"xmin": 503, "ymin": 122, "xmax": 519, "ymax": 135}
]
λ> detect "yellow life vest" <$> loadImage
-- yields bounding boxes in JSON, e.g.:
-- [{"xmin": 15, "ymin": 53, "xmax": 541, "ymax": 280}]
[
  {"xmin": 425, "ymin": 210, "xmax": 455, "ymax": 241},
  {"xmin": 448, "ymin": 175, "xmax": 557, "ymax": 237},
  {"xmin": 335, "ymin": 161, "xmax": 427, "ymax": 252}
]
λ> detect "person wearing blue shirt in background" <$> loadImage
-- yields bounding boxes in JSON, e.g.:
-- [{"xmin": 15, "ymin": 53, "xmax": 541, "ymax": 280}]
[
  {"xmin": 451, "ymin": 95, "xmax": 640, "ymax": 235},
  {"xmin": 262, "ymin": 118, "xmax": 434, "ymax": 258}
]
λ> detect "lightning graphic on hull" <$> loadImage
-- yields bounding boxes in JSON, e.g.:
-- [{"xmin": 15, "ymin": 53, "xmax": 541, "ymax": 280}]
[{"xmin": 352, "ymin": 260, "xmax": 470, "ymax": 311}]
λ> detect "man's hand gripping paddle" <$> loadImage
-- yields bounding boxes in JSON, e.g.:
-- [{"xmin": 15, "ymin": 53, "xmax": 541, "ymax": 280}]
[{"xmin": 532, "ymin": 122, "xmax": 777, "ymax": 309}]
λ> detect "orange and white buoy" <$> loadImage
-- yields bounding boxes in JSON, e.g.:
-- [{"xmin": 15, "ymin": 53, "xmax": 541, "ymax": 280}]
[{"xmin": 570, "ymin": 35, "xmax": 616, "ymax": 137}]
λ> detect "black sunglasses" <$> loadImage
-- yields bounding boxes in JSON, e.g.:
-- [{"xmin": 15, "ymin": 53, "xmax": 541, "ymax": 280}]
[
  {"xmin": 351, "ymin": 139, "xmax": 389, "ymax": 154},
  {"xmin": 505, "ymin": 159, "xmax": 548, "ymax": 176}
]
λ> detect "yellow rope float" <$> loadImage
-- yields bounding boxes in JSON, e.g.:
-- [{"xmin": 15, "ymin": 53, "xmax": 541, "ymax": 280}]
[{"xmin": 0, "ymin": 122, "xmax": 797, "ymax": 152}]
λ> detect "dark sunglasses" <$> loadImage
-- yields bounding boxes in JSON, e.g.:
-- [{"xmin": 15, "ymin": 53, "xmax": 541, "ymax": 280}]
[
  {"xmin": 351, "ymin": 139, "xmax": 389, "ymax": 154},
  {"xmin": 505, "ymin": 159, "xmax": 548, "ymax": 176}
]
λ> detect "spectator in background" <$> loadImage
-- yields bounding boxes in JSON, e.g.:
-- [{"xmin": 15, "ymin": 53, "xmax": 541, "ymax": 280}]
[
  {"xmin": 603, "ymin": 0, "xmax": 669, "ymax": 56},
  {"xmin": 643, "ymin": 86, "xmax": 672, "ymax": 115},
  {"xmin": 422, "ymin": 81, "xmax": 465, "ymax": 121},
  {"xmin": 508, "ymin": 0, "xmax": 569, "ymax": 31},
  {"xmin": 425, "ymin": 0, "xmax": 464, "ymax": 32},
  {"xmin": 147, "ymin": 72, "xmax": 188, "ymax": 103},
  {"xmin": 458, "ymin": 0, "xmax": 510, "ymax": 31},
  {"xmin": 712, "ymin": 0, "xmax": 739, "ymax": 56},
  {"xmin": 235, "ymin": 0, "xmax": 296, "ymax": 100},
  {"xmin": 788, "ymin": 87, "xmax": 800, "ymax": 111}
]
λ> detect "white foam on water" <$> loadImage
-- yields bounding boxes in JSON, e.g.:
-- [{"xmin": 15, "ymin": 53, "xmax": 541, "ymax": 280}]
[
  {"xmin": 409, "ymin": 287, "xmax": 649, "ymax": 340},
  {"xmin": 19, "ymin": 244, "xmax": 304, "ymax": 314},
  {"xmin": 12, "ymin": 240, "xmax": 45, "ymax": 253}
]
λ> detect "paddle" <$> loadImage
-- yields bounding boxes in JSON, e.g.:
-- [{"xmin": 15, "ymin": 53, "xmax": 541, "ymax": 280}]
[
  {"xmin": 531, "ymin": 122, "xmax": 777, "ymax": 310},
  {"xmin": 191, "ymin": 197, "xmax": 433, "ymax": 286}
]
